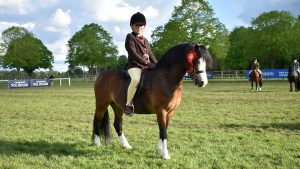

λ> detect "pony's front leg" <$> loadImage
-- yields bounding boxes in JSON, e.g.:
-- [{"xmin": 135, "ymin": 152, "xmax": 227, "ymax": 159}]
[
  {"xmin": 156, "ymin": 111, "xmax": 171, "ymax": 160},
  {"xmin": 113, "ymin": 113, "xmax": 132, "ymax": 149},
  {"xmin": 289, "ymin": 82, "xmax": 293, "ymax": 92},
  {"xmin": 259, "ymin": 80, "xmax": 262, "ymax": 91},
  {"xmin": 255, "ymin": 81, "xmax": 258, "ymax": 91}
]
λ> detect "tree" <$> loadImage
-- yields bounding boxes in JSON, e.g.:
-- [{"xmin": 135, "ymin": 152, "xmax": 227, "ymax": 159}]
[
  {"xmin": 0, "ymin": 41, "xmax": 4, "ymax": 66},
  {"xmin": 1, "ymin": 26, "xmax": 31, "ymax": 70},
  {"xmin": 1, "ymin": 26, "xmax": 53, "ymax": 78},
  {"xmin": 251, "ymin": 11, "xmax": 296, "ymax": 68},
  {"xmin": 225, "ymin": 27, "xmax": 257, "ymax": 69},
  {"xmin": 290, "ymin": 16, "xmax": 300, "ymax": 58},
  {"xmin": 151, "ymin": 0, "xmax": 229, "ymax": 69},
  {"xmin": 3, "ymin": 33, "xmax": 53, "ymax": 77},
  {"xmin": 67, "ymin": 64, "xmax": 84, "ymax": 77},
  {"xmin": 1, "ymin": 26, "xmax": 30, "ymax": 51},
  {"xmin": 66, "ymin": 23, "xmax": 118, "ymax": 74},
  {"xmin": 114, "ymin": 55, "xmax": 128, "ymax": 70},
  {"xmin": 226, "ymin": 10, "xmax": 299, "ymax": 69}
]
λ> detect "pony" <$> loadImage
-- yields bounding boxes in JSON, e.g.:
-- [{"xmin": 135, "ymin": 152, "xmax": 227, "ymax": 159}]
[
  {"xmin": 250, "ymin": 70, "xmax": 262, "ymax": 91},
  {"xmin": 92, "ymin": 42, "xmax": 212, "ymax": 160},
  {"xmin": 288, "ymin": 66, "xmax": 300, "ymax": 92}
]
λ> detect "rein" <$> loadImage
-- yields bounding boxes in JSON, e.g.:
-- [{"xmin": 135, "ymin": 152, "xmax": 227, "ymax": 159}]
[{"xmin": 159, "ymin": 69, "xmax": 185, "ymax": 78}]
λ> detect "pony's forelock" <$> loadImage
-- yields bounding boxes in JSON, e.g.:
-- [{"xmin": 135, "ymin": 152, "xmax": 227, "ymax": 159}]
[{"xmin": 195, "ymin": 44, "xmax": 213, "ymax": 68}]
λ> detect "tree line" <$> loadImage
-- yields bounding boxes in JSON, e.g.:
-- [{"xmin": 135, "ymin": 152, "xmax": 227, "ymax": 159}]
[{"xmin": 1, "ymin": 0, "xmax": 300, "ymax": 79}]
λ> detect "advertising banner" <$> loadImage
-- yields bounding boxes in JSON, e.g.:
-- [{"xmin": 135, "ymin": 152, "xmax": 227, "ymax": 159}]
[
  {"xmin": 8, "ymin": 80, "xmax": 31, "ymax": 89},
  {"xmin": 30, "ymin": 79, "xmax": 51, "ymax": 87},
  {"xmin": 246, "ymin": 69, "xmax": 288, "ymax": 79},
  {"xmin": 8, "ymin": 79, "xmax": 51, "ymax": 89}
]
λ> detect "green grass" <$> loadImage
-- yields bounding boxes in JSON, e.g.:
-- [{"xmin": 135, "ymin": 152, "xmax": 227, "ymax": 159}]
[{"xmin": 0, "ymin": 81, "xmax": 299, "ymax": 168}]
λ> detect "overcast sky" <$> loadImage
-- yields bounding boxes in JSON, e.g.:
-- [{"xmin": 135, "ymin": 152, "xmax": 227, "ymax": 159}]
[{"xmin": 1, "ymin": 0, "xmax": 299, "ymax": 72}]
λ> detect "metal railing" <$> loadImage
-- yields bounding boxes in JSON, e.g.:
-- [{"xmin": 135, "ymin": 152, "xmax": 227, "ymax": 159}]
[{"xmin": 210, "ymin": 70, "xmax": 246, "ymax": 80}]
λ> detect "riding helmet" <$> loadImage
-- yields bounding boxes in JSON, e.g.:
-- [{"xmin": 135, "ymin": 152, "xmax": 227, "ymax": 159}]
[{"xmin": 130, "ymin": 12, "xmax": 146, "ymax": 26}]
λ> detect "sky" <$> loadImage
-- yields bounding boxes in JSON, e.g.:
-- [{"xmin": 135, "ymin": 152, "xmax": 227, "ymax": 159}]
[{"xmin": 0, "ymin": 0, "xmax": 300, "ymax": 72}]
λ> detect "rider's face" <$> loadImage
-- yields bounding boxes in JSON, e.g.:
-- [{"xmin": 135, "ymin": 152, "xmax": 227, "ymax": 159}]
[
  {"xmin": 294, "ymin": 60, "xmax": 297, "ymax": 63},
  {"xmin": 131, "ymin": 24, "xmax": 145, "ymax": 35},
  {"xmin": 254, "ymin": 60, "xmax": 257, "ymax": 63}
]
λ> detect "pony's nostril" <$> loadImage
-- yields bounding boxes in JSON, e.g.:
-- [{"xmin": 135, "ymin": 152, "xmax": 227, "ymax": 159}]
[{"xmin": 198, "ymin": 81, "xmax": 204, "ymax": 87}]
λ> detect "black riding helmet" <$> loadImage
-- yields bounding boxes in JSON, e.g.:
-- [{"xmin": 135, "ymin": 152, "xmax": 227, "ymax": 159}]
[{"xmin": 130, "ymin": 12, "xmax": 146, "ymax": 26}]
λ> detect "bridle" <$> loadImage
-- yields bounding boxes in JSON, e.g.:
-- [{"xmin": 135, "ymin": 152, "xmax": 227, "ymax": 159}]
[
  {"xmin": 157, "ymin": 47, "xmax": 206, "ymax": 78},
  {"xmin": 186, "ymin": 48, "xmax": 205, "ymax": 77}
]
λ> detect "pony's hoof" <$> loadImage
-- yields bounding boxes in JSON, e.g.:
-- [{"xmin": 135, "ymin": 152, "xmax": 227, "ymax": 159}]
[
  {"xmin": 93, "ymin": 135, "xmax": 101, "ymax": 146},
  {"xmin": 162, "ymin": 153, "xmax": 171, "ymax": 160},
  {"xmin": 123, "ymin": 144, "xmax": 132, "ymax": 149},
  {"xmin": 119, "ymin": 133, "xmax": 132, "ymax": 149}
]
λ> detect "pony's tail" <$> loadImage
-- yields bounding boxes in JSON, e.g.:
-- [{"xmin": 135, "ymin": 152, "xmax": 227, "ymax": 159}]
[
  {"xmin": 92, "ymin": 109, "xmax": 111, "ymax": 145},
  {"xmin": 101, "ymin": 110, "xmax": 111, "ymax": 145}
]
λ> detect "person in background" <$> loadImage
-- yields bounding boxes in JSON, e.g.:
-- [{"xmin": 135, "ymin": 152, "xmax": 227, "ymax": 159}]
[
  {"xmin": 249, "ymin": 57, "xmax": 262, "ymax": 78},
  {"xmin": 291, "ymin": 57, "xmax": 300, "ymax": 75}
]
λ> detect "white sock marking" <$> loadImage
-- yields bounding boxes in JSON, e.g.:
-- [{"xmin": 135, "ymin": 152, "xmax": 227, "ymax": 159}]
[
  {"xmin": 157, "ymin": 139, "xmax": 170, "ymax": 160},
  {"xmin": 94, "ymin": 135, "xmax": 101, "ymax": 146},
  {"xmin": 119, "ymin": 133, "xmax": 132, "ymax": 149}
]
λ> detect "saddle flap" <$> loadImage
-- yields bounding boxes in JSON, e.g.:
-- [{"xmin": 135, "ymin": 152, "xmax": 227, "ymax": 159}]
[{"xmin": 136, "ymin": 69, "xmax": 151, "ymax": 96}]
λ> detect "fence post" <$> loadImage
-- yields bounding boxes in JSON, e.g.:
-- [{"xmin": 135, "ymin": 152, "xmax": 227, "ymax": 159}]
[{"xmin": 221, "ymin": 71, "xmax": 223, "ymax": 79}]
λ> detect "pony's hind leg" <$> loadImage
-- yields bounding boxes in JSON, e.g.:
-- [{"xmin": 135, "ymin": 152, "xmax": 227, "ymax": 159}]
[
  {"xmin": 111, "ymin": 103, "xmax": 132, "ymax": 149},
  {"xmin": 92, "ymin": 112, "xmax": 101, "ymax": 146},
  {"xmin": 92, "ymin": 105, "xmax": 111, "ymax": 146}
]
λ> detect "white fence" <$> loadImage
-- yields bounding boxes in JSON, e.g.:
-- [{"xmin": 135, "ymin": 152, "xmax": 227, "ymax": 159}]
[{"xmin": 52, "ymin": 78, "xmax": 71, "ymax": 86}]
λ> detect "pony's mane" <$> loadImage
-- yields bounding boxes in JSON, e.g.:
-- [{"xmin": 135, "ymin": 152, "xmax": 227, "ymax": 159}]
[
  {"xmin": 156, "ymin": 42, "xmax": 213, "ymax": 68},
  {"xmin": 156, "ymin": 43, "xmax": 194, "ymax": 68}
]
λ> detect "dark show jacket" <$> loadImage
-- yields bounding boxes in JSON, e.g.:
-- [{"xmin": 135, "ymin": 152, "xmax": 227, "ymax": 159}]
[{"xmin": 125, "ymin": 32, "xmax": 157, "ymax": 70}]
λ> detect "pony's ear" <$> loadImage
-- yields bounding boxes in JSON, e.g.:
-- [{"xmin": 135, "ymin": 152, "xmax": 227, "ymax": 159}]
[
  {"xmin": 194, "ymin": 44, "xmax": 200, "ymax": 51},
  {"xmin": 194, "ymin": 44, "xmax": 208, "ymax": 51}
]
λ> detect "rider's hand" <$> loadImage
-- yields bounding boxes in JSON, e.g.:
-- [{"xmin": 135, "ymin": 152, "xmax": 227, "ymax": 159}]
[{"xmin": 143, "ymin": 54, "xmax": 150, "ymax": 64}]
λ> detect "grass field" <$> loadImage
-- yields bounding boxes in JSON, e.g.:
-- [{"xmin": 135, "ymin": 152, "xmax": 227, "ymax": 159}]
[{"xmin": 0, "ymin": 80, "xmax": 299, "ymax": 168}]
